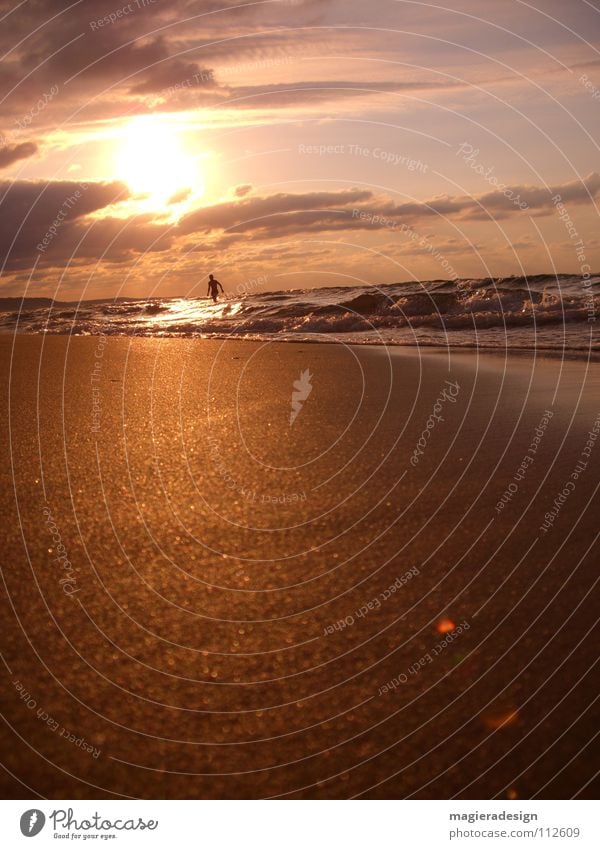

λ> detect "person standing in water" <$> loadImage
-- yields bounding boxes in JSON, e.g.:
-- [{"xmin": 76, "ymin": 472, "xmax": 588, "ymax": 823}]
[{"xmin": 207, "ymin": 274, "xmax": 224, "ymax": 303}]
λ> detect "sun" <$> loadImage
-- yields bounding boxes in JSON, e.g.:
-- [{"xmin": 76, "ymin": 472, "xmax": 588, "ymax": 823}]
[{"xmin": 115, "ymin": 115, "xmax": 203, "ymax": 210}]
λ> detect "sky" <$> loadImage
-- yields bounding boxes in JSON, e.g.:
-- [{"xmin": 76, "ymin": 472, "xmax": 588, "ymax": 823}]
[{"xmin": 1, "ymin": 0, "xmax": 600, "ymax": 299}]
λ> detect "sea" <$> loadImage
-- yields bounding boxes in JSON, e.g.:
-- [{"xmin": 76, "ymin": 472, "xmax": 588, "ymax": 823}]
[{"xmin": 1, "ymin": 275, "xmax": 598, "ymax": 355}]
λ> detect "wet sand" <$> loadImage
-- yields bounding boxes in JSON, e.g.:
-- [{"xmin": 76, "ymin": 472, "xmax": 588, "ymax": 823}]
[{"xmin": 0, "ymin": 335, "xmax": 598, "ymax": 799}]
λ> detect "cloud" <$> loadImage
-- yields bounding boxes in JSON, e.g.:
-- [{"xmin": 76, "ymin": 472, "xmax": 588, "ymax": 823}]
[
  {"xmin": 128, "ymin": 59, "xmax": 216, "ymax": 95},
  {"xmin": 3, "ymin": 170, "xmax": 600, "ymax": 274},
  {"xmin": 0, "ymin": 141, "xmax": 38, "ymax": 170},
  {"xmin": 0, "ymin": 0, "xmax": 470, "ymax": 129},
  {"xmin": 223, "ymin": 79, "xmax": 464, "ymax": 109},
  {"xmin": 0, "ymin": 0, "xmax": 339, "ymax": 120},
  {"xmin": 58, "ymin": 213, "xmax": 175, "ymax": 263},
  {"xmin": 0, "ymin": 179, "xmax": 131, "ymax": 267},
  {"xmin": 175, "ymin": 174, "xmax": 600, "ymax": 243},
  {"xmin": 178, "ymin": 188, "xmax": 373, "ymax": 236},
  {"xmin": 168, "ymin": 187, "xmax": 192, "ymax": 205}
]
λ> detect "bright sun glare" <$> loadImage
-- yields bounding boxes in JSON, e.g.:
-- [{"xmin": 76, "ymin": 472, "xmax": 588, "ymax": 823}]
[{"xmin": 116, "ymin": 115, "xmax": 203, "ymax": 210}]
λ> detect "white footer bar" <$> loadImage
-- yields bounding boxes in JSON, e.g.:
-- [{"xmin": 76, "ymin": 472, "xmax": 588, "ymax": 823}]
[{"xmin": 0, "ymin": 800, "xmax": 597, "ymax": 848}]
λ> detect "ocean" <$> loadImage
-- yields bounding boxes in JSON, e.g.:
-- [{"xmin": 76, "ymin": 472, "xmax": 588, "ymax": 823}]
[{"xmin": 1, "ymin": 274, "xmax": 598, "ymax": 354}]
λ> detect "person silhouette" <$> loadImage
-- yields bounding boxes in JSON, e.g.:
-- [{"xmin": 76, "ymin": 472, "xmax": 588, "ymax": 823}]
[{"xmin": 207, "ymin": 274, "xmax": 224, "ymax": 303}]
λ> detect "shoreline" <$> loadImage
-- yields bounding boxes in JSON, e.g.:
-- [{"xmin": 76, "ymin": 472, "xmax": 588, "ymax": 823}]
[{"xmin": 1, "ymin": 330, "xmax": 599, "ymax": 363}]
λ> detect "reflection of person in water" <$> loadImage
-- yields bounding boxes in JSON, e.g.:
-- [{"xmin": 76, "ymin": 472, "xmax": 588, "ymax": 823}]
[{"xmin": 207, "ymin": 274, "xmax": 224, "ymax": 303}]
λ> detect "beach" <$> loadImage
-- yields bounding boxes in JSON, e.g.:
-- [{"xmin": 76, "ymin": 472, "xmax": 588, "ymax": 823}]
[{"xmin": 0, "ymin": 334, "xmax": 598, "ymax": 799}]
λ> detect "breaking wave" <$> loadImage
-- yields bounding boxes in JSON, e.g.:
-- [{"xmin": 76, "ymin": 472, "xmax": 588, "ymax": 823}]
[{"xmin": 1, "ymin": 274, "xmax": 598, "ymax": 354}]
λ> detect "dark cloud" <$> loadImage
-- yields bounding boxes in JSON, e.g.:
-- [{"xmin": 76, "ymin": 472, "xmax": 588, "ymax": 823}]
[
  {"xmin": 0, "ymin": 0, "xmax": 470, "ymax": 133},
  {"xmin": 6, "ymin": 171, "xmax": 599, "ymax": 272},
  {"xmin": 0, "ymin": 141, "xmax": 38, "ymax": 170},
  {"xmin": 0, "ymin": 0, "xmax": 589, "ymax": 136},
  {"xmin": 0, "ymin": 0, "xmax": 338, "ymax": 121},
  {"xmin": 0, "ymin": 179, "xmax": 130, "ymax": 267},
  {"xmin": 177, "ymin": 173, "xmax": 600, "ymax": 241},
  {"xmin": 178, "ymin": 188, "xmax": 373, "ymax": 235},
  {"xmin": 128, "ymin": 59, "xmax": 216, "ymax": 95},
  {"xmin": 58, "ymin": 213, "xmax": 175, "ymax": 262}
]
